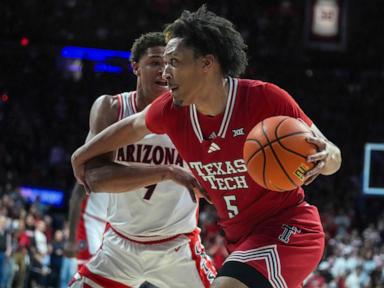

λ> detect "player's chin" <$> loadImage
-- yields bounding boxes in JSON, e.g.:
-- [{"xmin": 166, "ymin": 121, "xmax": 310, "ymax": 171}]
[
  {"xmin": 173, "ymin": 97, "xmax": 184, "ymax": 107},
  {"xmin": 171, "ymin": 91, "xmax": 186, "ymax": 107},
  {"xmin": 154, "ymin": 85, "xmax": 168, "ymax": 94}
]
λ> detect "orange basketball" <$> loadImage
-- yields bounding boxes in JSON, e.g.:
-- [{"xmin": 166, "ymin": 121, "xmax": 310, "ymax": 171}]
[{"xmin": 243, "ymin": 116, "xmax": 318, "ymax": 192}]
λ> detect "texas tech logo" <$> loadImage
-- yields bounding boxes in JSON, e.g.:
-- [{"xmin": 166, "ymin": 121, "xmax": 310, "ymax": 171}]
[
  {"xmin": 278, "ymin": 224, "xmax": 301, "ymax": 243},
  {"xmin": 189, "ymin": 160, "xmax": 248, "ymax": 190}
]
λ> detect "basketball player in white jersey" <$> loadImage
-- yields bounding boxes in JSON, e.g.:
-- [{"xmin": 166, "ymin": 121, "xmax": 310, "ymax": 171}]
[{"xmin": 68, "ymin": 32, "xmax": 216, "ymax": 288}]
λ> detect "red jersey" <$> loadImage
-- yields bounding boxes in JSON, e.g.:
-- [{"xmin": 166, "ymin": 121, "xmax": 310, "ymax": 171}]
[{"xmin": 146, "ymin": 78, "xmax": 313, "ymax": 244}]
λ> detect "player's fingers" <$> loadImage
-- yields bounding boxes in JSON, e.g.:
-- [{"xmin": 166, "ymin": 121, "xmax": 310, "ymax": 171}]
[
  {"xmin": 73, "ymin": 167, "xmax": 84, "ymax": 185},
  {"xmin": 297, "ymin": 118, "xmax": 309, "ymax": 128},
  {"xmin": 304, "ymin": 174, "xmax": 319, "ymax": 186},
  {"xmin": 305, "ymin": 161, "xmax": 325, "ymax": 178},
  {"xmin": 83, "ymin": 181, "xmax": 91, "ymax": 195},
  {"xmin": 194, "ymin": 186, "xmax": 212, "ymax": 204},
  {"xmin": 192, "ymin": 179, "xmax": 212, "ymax": 203},
  {"xmin": 202, "ymin": 188, "xmax": 212, "ymax": 204},
  {"xmin": 307, "ymin": 151, "xmax": 328, "ymax": 163},
  {"xmin": 306, "ymin": 136, "xmax": 326, "ymax": 150},
  {"xmin": 187, "ymin": 187, "xmax": 197, "ymax": 203}
]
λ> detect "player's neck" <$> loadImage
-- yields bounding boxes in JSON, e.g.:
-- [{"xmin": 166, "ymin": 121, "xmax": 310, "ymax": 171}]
[
  {"xmin": 135, "ymin": 83, "xmax": 154, "ymax": 112},
  {"xmin": 195, "ymin": 78, "xmax": 228, "ymax": 116},
  {"xmin": 135, "ymin": 92, "xmax": 153, "ymax": 112},
  {"xmin": 136, "ymin": 90, "xmax": 149, "ymax": 112}
]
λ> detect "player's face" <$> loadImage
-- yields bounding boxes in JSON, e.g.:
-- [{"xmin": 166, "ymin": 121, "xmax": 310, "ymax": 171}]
[
  {"xmin": 135, "ymin": 46, "xmax": 168, "ymax": 99},
  {"xmin": 163, "ymin": 38, "xmax": 206, "ymax": 107}
]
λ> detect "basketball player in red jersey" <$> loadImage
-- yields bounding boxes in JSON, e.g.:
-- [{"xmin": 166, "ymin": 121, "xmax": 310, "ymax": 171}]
[
  {"xmin": 71, "ymin": 6, "xmax": 342, "ymax": 288},
  {"xmin": 67, "ymin": 32, "xmax": 216, "ymax": 288}
]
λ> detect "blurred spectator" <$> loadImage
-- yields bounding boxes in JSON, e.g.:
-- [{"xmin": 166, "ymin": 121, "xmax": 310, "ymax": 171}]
[
  {"xmin": 59, "ymin": 223, "xmax": 76, "ymax": 288},
  {"xmin": 334, "ymin": 209, "xmax": 351, "ymax": 238},
  {"xmin": 12, "ymin": 219, "xmax": 29, "ymax": 288},
  {"xmin": 345, "ymin": 265, "xmax": 370, "ymax": 288},
  {"xmin": 0, "ymin": 215, "xmax": 12, "ymax": 287},
  {"xmin": 304, "ymin": 270, "xmax": 327, "ymax": 288},
  {"xmin": 29, "ymin": 220, "xmax": 50, "ymax": 287},
  {"xmin": 49, "ymin": 230, "xmax": 65, "ymax": 287}
]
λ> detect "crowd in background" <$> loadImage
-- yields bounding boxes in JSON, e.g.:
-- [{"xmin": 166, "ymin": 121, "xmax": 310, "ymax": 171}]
[
  {"xmin": 1, "ymin": 186, "xmax": 384, "ymax": 287},
  {"xmin": 1, "ymin": 0, "xmax": 384, "ymax": 287},
  {"xmin": 0, "ymin": 191, "xmax": 76, "ymax": 288}
]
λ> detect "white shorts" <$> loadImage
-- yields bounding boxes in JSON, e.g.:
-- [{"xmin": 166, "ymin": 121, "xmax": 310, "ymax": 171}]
[
  {"xmin": 76, "ymin": 212, "xmax": 107, "ymax": 268},
  {"xmin": 69, "ymin": 225, "xmax": 216, "ymax": 288}
]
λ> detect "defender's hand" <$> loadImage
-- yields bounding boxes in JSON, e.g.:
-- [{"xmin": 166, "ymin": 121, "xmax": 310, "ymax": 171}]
[{"xmin": 168, "ymin": 166, "xmax": 212, "ymax": 204}]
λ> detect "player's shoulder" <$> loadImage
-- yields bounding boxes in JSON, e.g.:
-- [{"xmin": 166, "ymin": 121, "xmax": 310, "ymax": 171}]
[
  {"xmin": 94, "ymin": 92, "xmax": 138, "ymax": 114},
  {"xmin": 237, "ymin": 78, "xmax": 267, "ymax": 98},
  {"xmin": 151, "ymin": 91, "xmax": 174, "ymax": 111},
  {"xmin": 237, "ymin": 78, "xmax": 285, "ymax": 98},
  {"xmin": 152, "ymin": 91, "xmax": 172, "ymax": 105},
  {"xmin": 238, "ymin": 78, "xmax": 267, "ymax": 88},
  {"xmin": 92, "ymin": 94, "xmax": 118, "ymax": 113},
  {"xmin": 89, "ymin": 93, "xmax": 129, "ymax": 127},
  {"xmin": 238, "ymin": 78, "xmax": 278, "ymax": 90}
]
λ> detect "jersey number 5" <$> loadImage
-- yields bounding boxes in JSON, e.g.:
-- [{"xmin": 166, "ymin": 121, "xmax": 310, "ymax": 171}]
[{"xmin": 224, "ymin": 195, "xmax": 239, "ymax": 218}]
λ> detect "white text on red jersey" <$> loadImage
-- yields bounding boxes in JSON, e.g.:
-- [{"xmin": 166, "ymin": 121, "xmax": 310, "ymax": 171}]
[{"xmin": 189, "ymin": 160, "xmax": 249, "ymax": 190}]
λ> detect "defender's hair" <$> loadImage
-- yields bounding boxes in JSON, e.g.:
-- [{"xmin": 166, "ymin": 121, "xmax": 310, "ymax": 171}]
[
  {"xmin": 164, "ymin": 5, "xmax": 248, "ymax": 77},
  {"xmin": 130, "ymin": 32, "xmax": 165, "ymax": 63}
]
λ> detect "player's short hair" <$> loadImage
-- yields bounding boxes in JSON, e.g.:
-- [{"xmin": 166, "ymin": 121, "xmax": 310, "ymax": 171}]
[
  {"xmin": 130, "ymin": 32, "xmax": 166, "ymax": 63},
  {"xmin": 164, "ymin": 5, "xmax": 248, "ymax": 77}
]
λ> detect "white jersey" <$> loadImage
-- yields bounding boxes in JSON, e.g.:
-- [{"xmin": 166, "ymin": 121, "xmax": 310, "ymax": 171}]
[
  {"xmin": 83, "ymin": 193, "xmax": 109, "ymax": 221},
  {"xmin": 106, "ymin": 92, "xmax": 198, "ymax": 240}
]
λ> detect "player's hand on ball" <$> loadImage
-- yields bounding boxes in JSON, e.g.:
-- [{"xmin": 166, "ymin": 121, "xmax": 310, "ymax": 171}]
[
  {"xmin": 168, "ymin": 166, "xmax": 212, "ymax": 204},
  {"xmin": 304, "ymin": 136, "xmax": 329, "ymax": 185}
]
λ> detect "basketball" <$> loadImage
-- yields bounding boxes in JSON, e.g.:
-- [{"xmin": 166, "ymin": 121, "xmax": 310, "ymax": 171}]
[{"xmin": 243, "ymin": 116, "xmax": 318, "ymax": 192}]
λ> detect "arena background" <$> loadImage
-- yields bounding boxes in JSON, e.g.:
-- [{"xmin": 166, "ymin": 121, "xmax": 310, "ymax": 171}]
[{"xmin": 1, "ymin": 0, "xmax": 384, "ymax": 287}]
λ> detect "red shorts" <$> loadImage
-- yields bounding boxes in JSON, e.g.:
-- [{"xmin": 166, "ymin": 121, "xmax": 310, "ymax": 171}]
[{"xmin": 225, "ymin": 202, "xmax": 324, "ymax": 288}]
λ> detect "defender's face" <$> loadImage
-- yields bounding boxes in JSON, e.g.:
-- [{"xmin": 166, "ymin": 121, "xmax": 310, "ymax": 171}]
[
  {"xmin": 162, "ymin": 38, "xmax": 205, "ymax": 107},
  {"xmin": 135, "ymin": 46, "xmax": 168, "ymax": 98}
]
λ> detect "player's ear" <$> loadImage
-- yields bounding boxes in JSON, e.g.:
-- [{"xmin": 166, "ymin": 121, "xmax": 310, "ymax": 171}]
[
  {"xmin": 201, "ymin": 54, "xmax": 214, "ymax": 72},
  {"xmin": 131, "ymin": 62, "xmax": 140, "ymax": 76}
]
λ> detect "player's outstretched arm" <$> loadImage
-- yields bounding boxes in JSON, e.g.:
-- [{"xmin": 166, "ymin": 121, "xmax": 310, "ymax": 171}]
[
  {"xmin": 72, "ymin": 105, "xmax": 151, "ymax": 188},
  {"xmin": 85, "ymin": 161, "xmax": 175, "ymax": 193},
  {"xmin": 76, "ymin": 95, "xmax": 169, "ymax": 194},
  {"xmin": 85, "ymin": 162, "xmax": 211, "ymax": 203}
]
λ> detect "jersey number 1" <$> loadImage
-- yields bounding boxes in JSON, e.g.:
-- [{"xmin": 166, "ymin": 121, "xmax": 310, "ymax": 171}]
[{"xmin": 143, "ymin": 184, "xmax": 157, "ymax": 200}]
